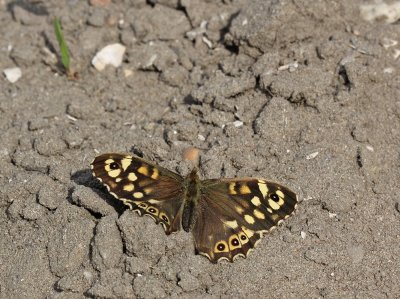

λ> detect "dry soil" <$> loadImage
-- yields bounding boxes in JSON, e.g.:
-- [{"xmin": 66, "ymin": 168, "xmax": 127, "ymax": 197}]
[{"xmin": 0, "ymin": 0, "xmax": 399, "ymax": 298}]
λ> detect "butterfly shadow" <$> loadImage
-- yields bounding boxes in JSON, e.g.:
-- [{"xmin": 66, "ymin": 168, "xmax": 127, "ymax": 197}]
[{"xmin": 70, "ymin": 169, "xmax": 126, "ymax": 215}]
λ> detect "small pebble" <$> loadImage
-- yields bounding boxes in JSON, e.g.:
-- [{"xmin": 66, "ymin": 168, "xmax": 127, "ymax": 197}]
[
  {"xmin": 123, "ymin": 69, "xmax": 134, "ymax": 77},
  {"xmin": 233, "ymin": 120, "xmax": 243, "ymax": 127},
  {"xmin": 366, "ymin": 145, "xmax": 374, "ymax": 152},
  {"xmin": 383, "ymin": 68, "xmax": 394, "ymax": 74},
  {"xmin": 360, "ymin": 3, "xmax": 400, "ymax": 24},
  {"xmin": 306, "ymin": 151, "xmax": 319, "ymax": 160},
  {"xmin": 92, "ymin": 43, "xmax": 126, "ymax": 71},
  {"xmin": 3, "ymin": 67, "xmax": 22, "ymax": 83},
  {"xmin": 393, "ymin": 49, "xmax": 400, "ymax": 59},
  {"xmin": 328, "ymin": 212, "xmax": 337, "ymax": 218},
  {"xmin": 202, "ymin": 36, "xmax": 213, "ymax": 48}
]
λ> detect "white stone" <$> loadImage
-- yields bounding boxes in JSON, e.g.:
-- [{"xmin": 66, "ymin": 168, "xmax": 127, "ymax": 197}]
[
  {"xmin": 3, "ymin": 67, "xmax": 22, "ymax": 83},
  {"xmin": 360, "ymin": 2, "xmax": 400, "ymax": 24},
  {"xmin": 394, "ymin": 49, "xmax": 400, "ymax": 60},
  {"xmin": 123, "ymin": 69, "xmax": 133, "ymax": 77},
  {"xmin": 233, "ymin": 120, "xmax": 243, "ymax": 127},
  {"xmin": 383, "ymin": 67, "xmax": 394, "ymax": 74},
  {"xmin": 328, "ymin": 212, "xmax": 337, "ymax": 218},
  {"xmin": 278, "ymin": 61, "xmax": 298, "ymax": 71},
  {"xmin": 306, "ymin": 151, "xmax": 319, "ymax": 160},
  {"xmin": 92, "ymin": 43, "xmax": 126, "ymax": 71},
  {"xmin": 202, "ymin": 36, "xmax": 213, "ymax": 48}
]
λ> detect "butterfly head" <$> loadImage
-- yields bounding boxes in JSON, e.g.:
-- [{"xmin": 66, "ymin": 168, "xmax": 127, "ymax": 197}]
[{"xmin": 188, "ymin": 166, "xmax": 199, "ymax": 179}]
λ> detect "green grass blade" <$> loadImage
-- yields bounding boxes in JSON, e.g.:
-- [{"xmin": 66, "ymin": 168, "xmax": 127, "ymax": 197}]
[{"xmin": 53, "ymin": 18, "xmax": 70, "ymax": 72}]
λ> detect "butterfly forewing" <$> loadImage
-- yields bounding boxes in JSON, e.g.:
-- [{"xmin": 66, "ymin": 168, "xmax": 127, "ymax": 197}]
[
  {"xmin": 91, "ymin": 153, "xmax": 185, "ymax": 234},
  {"xmin": 193, "ymin": 178, "xmax": 298, "ymax": 263}
]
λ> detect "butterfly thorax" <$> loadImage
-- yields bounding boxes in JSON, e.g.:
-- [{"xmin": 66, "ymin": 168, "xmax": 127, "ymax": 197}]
[{"xmin": 181, "ymin": 168, "xmax": 201, "ymax": 232}]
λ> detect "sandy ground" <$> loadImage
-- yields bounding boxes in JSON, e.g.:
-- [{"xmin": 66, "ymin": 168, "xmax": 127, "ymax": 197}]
[{"xmin": 0, "ymin": 0, "xmax": 399, "ymax": 298}]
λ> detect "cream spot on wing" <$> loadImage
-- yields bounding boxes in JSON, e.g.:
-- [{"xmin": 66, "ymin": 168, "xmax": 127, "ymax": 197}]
[
  {"xmin": 239, "ymin": 184, "xmax": 251, "ymax": 194},
  {"xmin": 115, "ymin": 178, "xmax": 122, "ymax": 182},
  {"xmin": 138, "ymin": 165, "xmax": 149, "ymax": 176},
  {"xmin": 244, "ymin": 214, "xmax": 255, "ymax": 224},
  {"xmin": 121, "ymin": 158, "xmax": 131, "ymax": 171},
  {"xmin": 229, "ymin": 182, "xmax": 237, "ymax": 195},
  {"xmin": 276, "ymin": 190, "xmax": 285, "ymax": 198},
  {"xmin": 225, "ymin": 220, "xmax": 239, "ymax": 229},
  {"xmin": 105, "ymin": 159, "xmax": 114, "ymax": 164},
  {"xmin": 268, "ymin": 199, "xmax": 281, "ymax": 210},
  {"xmin": 258, "ymin": 181, "xmax": 269, "ymax": 198},
  {"xmin": 133, "ymin": 192, "xmax": 144, "ymax": 198},
  {"xmin": 123, "ymin": 184, "xmax": 134, "ymax": 192},
  {"xmin": 144, "ymin": 187, "xmax": 152, "ymax": 195},
  {"xmin": 271, "ymin": 214, "xmax": 280, "ymax": 222},
  {"xmin": 235, "ymin": 206, "xmax": 244, "ymax": 214},
  {"xmin": 253, "ymin": 209, "xmax": 265, "ymax": 219},
  {"xmin": 108, "ymin": 169, "xmax": 121, "ymax": 178},
  {"xmin": 242, "ymin": 226, "xmax": 254, "ymax": 238},
  {"xmin": 128, "ymin": 172, "xmax": 138, "ymax": 181},
  {"xmin": 151, "ymin": 168, "xmax": 159, "ymax": 179},
  {"xmin": 147, "ymin": 199, "xmax": 160, "ymax": 204},
  {"xmin": 251, "ymin": 196, "xmax": 261, "ymax": 206},
  {"xmin": 267, "ymin": 207, "xmax": 273, "ymax": 214}
]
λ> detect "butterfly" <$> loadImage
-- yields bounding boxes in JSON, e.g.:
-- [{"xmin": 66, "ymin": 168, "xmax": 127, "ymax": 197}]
[{"xmin": 91, "ymin": 153, "xmax": 298, "ymax": 263}]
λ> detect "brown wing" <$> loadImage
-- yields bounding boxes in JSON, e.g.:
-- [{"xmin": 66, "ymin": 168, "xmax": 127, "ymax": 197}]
[
  {"xmin": 91, "ymin": 153, "xmax": 185, "ymax": 234},
  {"xmin": 192, "ymin": 178, "xmax": 298, "ymax": 263}
]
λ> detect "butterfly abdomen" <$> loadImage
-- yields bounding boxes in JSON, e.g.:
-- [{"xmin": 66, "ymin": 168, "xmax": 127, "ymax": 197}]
[{"xmin": 181, "ymin": 168, "xmax": 201, "ymax": 232}]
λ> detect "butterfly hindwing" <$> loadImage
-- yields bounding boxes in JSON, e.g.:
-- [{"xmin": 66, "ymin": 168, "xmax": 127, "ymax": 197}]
[
  {"xmin": 91, "ymin": 153, "xmax": 185, "ymax": 234},
  {"xmin": 193, "ymin": 178, "xmax": 298, "ymax": 263}
]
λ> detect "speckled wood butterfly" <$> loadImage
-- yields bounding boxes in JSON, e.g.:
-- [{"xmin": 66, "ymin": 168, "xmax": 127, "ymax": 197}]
[{"xmin": 91, "ymin": 153, "xmax": 298, "ymax": 263}]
